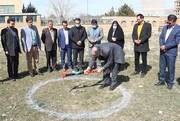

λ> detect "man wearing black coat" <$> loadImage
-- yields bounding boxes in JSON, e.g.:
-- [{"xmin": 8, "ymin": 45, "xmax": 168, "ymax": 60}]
[
  {"xmin": 1, "ymin": 18, "xmax": 21, "ymax": 81},
  {"xmin": 41, "ymin": 20, "xmax": 58, "ymax": 72},
  {"xmin": 84, "ymin": 43, "xmax": 125, "ymax": 91},
  {"xmin": 131, "ymin": 14, "xmax": 152, "ymax": 78},
  {"xmin": 70, "ymin": 18, "xmax": 87, "ymax": 70}
]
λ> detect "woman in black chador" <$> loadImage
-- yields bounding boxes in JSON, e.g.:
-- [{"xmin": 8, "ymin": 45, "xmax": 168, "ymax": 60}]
[{"xmin": 107, "ymin": 21, "xmax": 125, "ymax": 49}]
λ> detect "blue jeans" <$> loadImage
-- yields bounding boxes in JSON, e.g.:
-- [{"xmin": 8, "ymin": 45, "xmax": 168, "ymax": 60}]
[{"xmin": 61, "ymin": 45, "xmax": 72, "ymax": 69}]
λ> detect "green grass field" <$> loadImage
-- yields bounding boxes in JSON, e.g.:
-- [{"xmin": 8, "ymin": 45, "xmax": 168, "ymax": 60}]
[{"xmin": 0, "ymin": 33, "xmax": 180, "ymax": 121}]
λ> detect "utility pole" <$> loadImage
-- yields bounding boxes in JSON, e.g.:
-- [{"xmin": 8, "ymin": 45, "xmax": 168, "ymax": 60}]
[{"xmin": 87, "ymin": 0, "xmax": 88, "ymax": 16}]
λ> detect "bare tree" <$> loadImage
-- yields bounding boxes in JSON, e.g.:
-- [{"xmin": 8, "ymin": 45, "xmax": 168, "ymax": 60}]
[{"xmin": 48, "ymin": 0, "xmax": 75, "ymax": 20}]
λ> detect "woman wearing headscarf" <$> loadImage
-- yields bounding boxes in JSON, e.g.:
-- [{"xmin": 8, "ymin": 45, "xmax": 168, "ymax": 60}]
[{"xmin": 107, "ymin": 21, "xmax": 125, "ymax": 49}]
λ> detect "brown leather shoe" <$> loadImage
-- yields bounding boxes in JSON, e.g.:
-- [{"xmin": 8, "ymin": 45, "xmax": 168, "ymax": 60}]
[{"xmin": 69, "ymin": 68, "xmax": 73, "ymax": 71}]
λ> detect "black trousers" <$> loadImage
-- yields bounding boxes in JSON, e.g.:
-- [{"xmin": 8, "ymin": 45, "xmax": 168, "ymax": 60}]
[
  {"xmin": 103, "ymin": 63, "xmax": 121, "ymax": 87},
  {"xmin": 6, "ymin": 49, "xmax": 19, "ymax": 78},
  {"xmin": 73, "ymin": 48, "xmax": 84, "ymax": 68},
  {"xmin": 46, "ymin": 50, "xmax": 57, "ymax": 70},
  {"xmin": 134, "ymin": 51, "xmax": 147, "ymax": 73}
]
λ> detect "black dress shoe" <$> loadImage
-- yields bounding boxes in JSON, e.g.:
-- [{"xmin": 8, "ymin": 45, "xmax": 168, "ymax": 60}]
[
  {"xmin": 167, "ymin": 85, "xmax": 173, "ymax": 90},
  {"xmin": 29, "ymin": 73, "xmax": 35, "ymax": 77},
  {"xmin": 109, "ymin": 86, "xmax": 116, "ymax": 91},
  {"xmin": 99, "ymin": 84, "xmax": 109, "ymax": 89},
  {"xmin": 154, "ymin": 82, "xmax": 165, "ymax": 86},
  {"xmin": 35, "ymin": 72, "xmax": 43, "ymax": 75},
  {"xmin": 47, "ymin": 69, "xmax": 51, "ymax": 73},
  {"xmin": 130, "ymin": 71, "xmax": 140, "ymax": 76},
  {"xmin": 9, "ymin": 78, "xmax": 16, "ymax": 82},
  {"xmin": 141, "ymin": 73, "xmax": 146, "ymax": 78},
  {"xmin": 14, "ymin": 75, "xmax": 20, "ymax": 79},
  {"xmin": 53, "ymin": 68, "xmax": 58, "ymax": 72}
]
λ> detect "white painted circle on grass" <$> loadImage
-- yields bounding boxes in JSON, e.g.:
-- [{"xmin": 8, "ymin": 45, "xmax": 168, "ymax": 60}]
[{"xmin": 25, "ymin": 77, "xmax": 131, "ymax": 119}]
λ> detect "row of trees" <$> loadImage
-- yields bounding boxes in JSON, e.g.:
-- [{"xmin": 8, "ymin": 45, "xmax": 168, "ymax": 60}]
[
  {"xmin": 22, "ymin": 0, "xmax": 74, "ymax": 20},
  {"xmin": 22, "ymin": 1, "xmax": 135, "ymax": 20},
  {"xmin": 22, "ymin": 2, "xmax": 37, "ymax": 13},
  {"xmin": 105, "ymin": 4, "xmax": 135, "ymax": 16}
]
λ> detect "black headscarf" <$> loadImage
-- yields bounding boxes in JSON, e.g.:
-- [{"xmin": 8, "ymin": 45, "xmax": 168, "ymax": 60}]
[{"xmin": 107, "ymin": 21, "xmax": 125, "ymax": 49}]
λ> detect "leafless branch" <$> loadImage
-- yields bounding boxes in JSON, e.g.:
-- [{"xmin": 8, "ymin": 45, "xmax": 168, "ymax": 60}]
[{"xmin": 48, "ymin": 0, "xmax": 75, "ymax": 20}]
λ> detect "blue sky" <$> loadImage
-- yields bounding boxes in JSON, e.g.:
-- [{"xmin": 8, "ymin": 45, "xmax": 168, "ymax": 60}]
[{"xmin": 22, "ymin": 0, "xmax": 174, "ymax": 17}]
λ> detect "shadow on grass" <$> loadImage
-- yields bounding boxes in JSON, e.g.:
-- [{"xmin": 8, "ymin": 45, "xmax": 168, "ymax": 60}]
[
  {"xmin": 68, "ymin": 62, "xmax": 131, "ymax": 91},
  {"xmin": 112, "ymin": 75, "xmax": 130, "ymax": 90},
  {"xmin": 0, "ymin": 61, "xmax": 89, "ymax": 84},
  {"xmin": 69, "ymin": 75, "xmax": 130, "ymax": 92},
  {"xmin": 117, "ymin": 75, "xmax": 130, "ymax": 85},
  {"xmin": 69, "ymin": 80, "xmax": 103, "ymax": 92},
  {"xmin": 119, "ymin": 62, "xmax": 130, "ymax": 71},
  {"xmin": 0, "ymin": 66, "xmax": 51, "ymax": 83},
  {"xmin": 18, "ymin": 66, "xmax": 48, "ymax": 80},
  {"xmin": 78, "ymin": 62, "xmax": 131, "ymax": 72},
  {"xmin": 138, "ymin": 64, "xmax": 152, "ymax": 74}
]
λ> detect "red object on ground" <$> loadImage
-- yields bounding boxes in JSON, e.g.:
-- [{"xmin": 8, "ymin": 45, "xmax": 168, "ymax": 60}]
[
  {"xmin": 61, "ymin": 72, "xmax": 66, "ymax": 79},
  {"xmin": 87, "ymin": 70, "xmax": 97, "ymax": 74},
  {"xmin": 91, "ymin": 70, "xmax": 97, "ymax": 73}
]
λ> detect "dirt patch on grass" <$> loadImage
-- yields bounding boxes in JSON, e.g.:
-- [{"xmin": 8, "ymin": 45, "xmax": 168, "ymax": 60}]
[{"xmin": 33, "ymin": 78, "xmax": 123, "ymax": 113}]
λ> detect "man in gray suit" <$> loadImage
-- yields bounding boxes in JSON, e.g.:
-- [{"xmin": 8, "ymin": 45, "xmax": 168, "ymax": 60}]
[
  {"xmin": 84, "ymin": 43, "xmax": 125, "ymax": 91},
  {"xmin": 21, "ymin": 17, "xmax": 42, "ymax": 77},
  {"xmin": 87, "ymin": 19, "xmax": 104, "ymax": 69}
]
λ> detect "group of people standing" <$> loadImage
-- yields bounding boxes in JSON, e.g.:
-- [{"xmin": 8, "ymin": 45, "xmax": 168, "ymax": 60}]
[
  {"xmin": 1, "ymin": 13, "xmax": 180, "ymax": 90},
  {"xmin": 0, "ymin": 16, "xmax": 125, "ymax": 80}
]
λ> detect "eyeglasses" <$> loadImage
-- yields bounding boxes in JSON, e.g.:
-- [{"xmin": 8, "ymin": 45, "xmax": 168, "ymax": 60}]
[{"xmin": 166, "ymin": 22, "xmax": 172, "ymax": 25}]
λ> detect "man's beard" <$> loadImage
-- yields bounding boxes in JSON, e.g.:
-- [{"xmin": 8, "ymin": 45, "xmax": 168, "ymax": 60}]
[{"xmin": 10, "ymin": 26, "xmax": 14, "ymax": 29}]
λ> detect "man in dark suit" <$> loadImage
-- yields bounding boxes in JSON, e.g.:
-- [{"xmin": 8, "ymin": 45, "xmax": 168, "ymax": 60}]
[
  {"xmin": 41, "ymin": 20, "xmax": 58, "ymax": 72},
  {"xmin": 70, "ymin": 18, "xmax": 87, "ymax": 70},
  {"xmin": 155, "ymin": 14, "xmax": 180, "ymax": 90},
  {"xmin": 58, "ymin": 20, "xmax": 72, "ymax": 71},
  {"xmin": 84, "ymin": 43, "xmax": 125, "ymax": 91},
  {"xmin": 131, "ymin": 14, "xmax": 152, "ymax": 78},
  {"xmin": 1, "ymin": 18, "xmax": 21, "ymax": 81}
]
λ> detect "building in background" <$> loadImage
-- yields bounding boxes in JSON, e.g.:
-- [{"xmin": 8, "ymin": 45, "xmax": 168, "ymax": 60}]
[
  {"xmin": 0, "ymin": 0, "xmax": 179, "ymax": 34},
  {"xmin": 174, "ymin": 0, "xmax": 180, "ymax": 15},
  {"xmin": 0, "ymin": 0, "xmax": 41, "ymax": 27},
  {"xmin": 0, "ymin": 0, "xmax": 21, "ymax": 14}
]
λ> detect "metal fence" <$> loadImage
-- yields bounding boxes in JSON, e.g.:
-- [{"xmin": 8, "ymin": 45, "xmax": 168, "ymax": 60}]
[{"xmin": 41, "ymin": 16, "xmax": 113, "ymax": 26}]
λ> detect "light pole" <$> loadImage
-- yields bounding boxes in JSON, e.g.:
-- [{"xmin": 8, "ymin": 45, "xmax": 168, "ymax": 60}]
[{"xmin": 87, "ymin": 0, "xmax": 88, "ymax": 16}]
